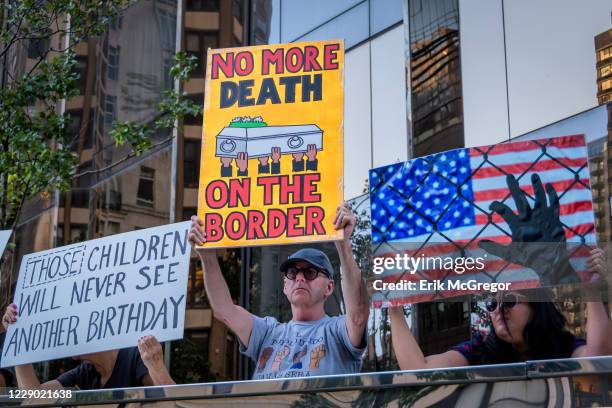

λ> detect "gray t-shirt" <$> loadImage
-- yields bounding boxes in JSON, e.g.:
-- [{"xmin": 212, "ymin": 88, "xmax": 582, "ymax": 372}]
[{"xmin": 240, "ymin": 315, "xmax": 365, "ymax": 380}]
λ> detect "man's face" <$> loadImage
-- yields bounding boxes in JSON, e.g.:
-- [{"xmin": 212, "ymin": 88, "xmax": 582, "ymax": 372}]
[{"xmin": 282, "ymin": 261, "xmax": 333, "ymax": 308}]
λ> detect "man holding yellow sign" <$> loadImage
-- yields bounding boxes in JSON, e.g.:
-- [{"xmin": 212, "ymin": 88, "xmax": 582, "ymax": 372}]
[
  {"xmin": 194, "ymin": 40, "xmax": 367, "ymax": 379},
  {"xmin": 189, "ymin": 202, "xmax": 368, "ymax": 380}
]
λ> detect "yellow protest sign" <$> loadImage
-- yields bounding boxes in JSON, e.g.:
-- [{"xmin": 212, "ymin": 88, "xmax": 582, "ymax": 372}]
[{"xmin": 198, "ymin": 40, "xmax": 344, "ymax": 248}]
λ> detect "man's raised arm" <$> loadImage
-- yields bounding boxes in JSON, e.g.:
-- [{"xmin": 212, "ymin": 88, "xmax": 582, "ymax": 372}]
[
  {"xmin": 334, "ymin": 203, "xmax": 369, "ymax": 348},
  {"xmin": 189, "ymin": 216, "xmax": 254, "ymax": 347}
]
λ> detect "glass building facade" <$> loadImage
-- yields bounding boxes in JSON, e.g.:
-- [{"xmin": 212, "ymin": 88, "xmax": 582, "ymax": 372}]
[
  {"xmin": 407, "ymin": 0, "xmax": 463, "ymax": 157},
  {"xmin": 238, "ymin": 0, "xmax": 408, "ymax": 374},
  {"xmin": 596, "ymin": 29, "xmax": 612, "ymax": 105}
]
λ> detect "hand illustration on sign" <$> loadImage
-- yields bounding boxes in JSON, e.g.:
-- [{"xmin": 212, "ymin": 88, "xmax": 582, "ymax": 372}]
[
  {"xmin": 257, "ymin": 147, "xmax": 282, "ymax": 175},
  {"xmin": 220, "ymin": 154, "xmax": 248, "ymax": 177},
  {"xmin": 292, "ymin": 144, "xmax": 319, "ymax": 172},
  {"xmin": 220, "ymin": 157, "xmax": 233, "ymax": 177},
  {"xmin": 236, "ymin": 152, "xmax": 248, "ymax": 176},
  {"xmin": 478, "ymin": 173, "xmax": 580, "ymax": 286},
  {"xmin": 292, "ymin": 152, "xmax": 305, "ymax": 171},
  {"xmin": 269, "ymin": 146, "xmax": 282, "ymax": 175},
  {"xmin": 271, "ymin": 146, "xmax": 281, "ymax": 163}
]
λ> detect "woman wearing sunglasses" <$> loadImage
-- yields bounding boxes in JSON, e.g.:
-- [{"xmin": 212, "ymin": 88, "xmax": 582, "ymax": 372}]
[{"xmin": 389, "ymin": 248, "xmax": 611, "ymax": 369}]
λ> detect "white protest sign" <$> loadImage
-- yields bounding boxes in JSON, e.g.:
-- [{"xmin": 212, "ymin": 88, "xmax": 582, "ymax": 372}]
[
  {"xmin": 1, "ymin": 221, "xmax": 191, "ymax": 367},
  {"xmin": 0, "ymin": 230, "xmax": 11, "ymax": 258}
]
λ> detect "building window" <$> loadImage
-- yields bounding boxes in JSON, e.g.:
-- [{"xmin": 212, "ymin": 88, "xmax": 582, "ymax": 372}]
[
  {"xmin": 158, "ymin": 8, "xmax": 176, "ymax": 51},
  {"xmin": 418, "ymin": 301, "xmax": 469, "ymax": 355},
  {"xmin": 102, "ymin": 189, "xmax": 122, "ymax": 211},
  {"xmin": 27, "ymin": 35, "xmax": 49, "ymax": 59},
  {"xmin": 185, "ymin": 31, "xmax": 219, "ymax": 78},
  {"xmin": 183, "ymin": 93, "xmax": 204, "ymax": 125},
  {"xmin": 182, "ymin": 207, "xmax": 197, "ymax": 221},
  {"xmin": 599, "ymin": 46, "xmax": 612, "ymax": 61},
  {"xmin": 65, "ymin": 109, "xmax": 82, "ymax": 149},
  {"xmin": 186, "ymin": 0, "xmax": 219, "ymax": 12},
  {"xmin": 71, "ymin": 189, "xmax": 89, "ymax": 208},
  {"xmin": 110, "ymin": 15, "xmax": 123, "ymax": 30},
  {"xmin": 83, "ymin": 109, "xmax": 94, "ymax": 149},
  {"xmin": 75, "ymin": 160, "xmax": 94, "ymax": 188},
  {"xmin": 232, "ymin": 0, "xmax": 244, "ymax": 23},
  {"xmin": 107, "ymin": 221, "xmax": 121, "ymax": 235},
  {"xmin": 104, "ymin": 95, "xmax": 117, "ymax": 126},
  {"xmin": 108, "ymin": 46, "xmax": 120, "ymax": 80},
  {"xmin": 74, "ymin": 56, "xmax": 87, "ymax": 94},
  {"xmin": 407, "ymin": 0, "xmax": 464, "ymax": 156},
  {"xmin": 184, "ymin": 140, "xmax": 201, "ymax": 188},
  {"xmin": 170, "ymin": 329, "xmax": 213, "ymax": 384},
  {"xmin": 137, "ymin": 166, "xmax": 155, "ymax": 207},
  {"xmin": 59, "ymin": 189, "xmax": 89, "ymax": 208},
  {"xmin": 188, "ymin": 258, "xmax": 207, "ymax": 307},
  {"xmin": 57, "ymin": 223, "xmax": 88, "ymax": 245},
  {"xmin": 600, "ymin": 78, "xmax": 612, "ymax": 92},
  {"xmin": 163, "ymin": 57, "xmax": 173, "ymax": 89}
]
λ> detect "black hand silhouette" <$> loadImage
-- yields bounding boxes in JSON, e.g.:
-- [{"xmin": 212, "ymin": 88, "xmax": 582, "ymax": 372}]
[{"xmin": 478, "ymin": 173, "xmax": 579, "ymax": 286}]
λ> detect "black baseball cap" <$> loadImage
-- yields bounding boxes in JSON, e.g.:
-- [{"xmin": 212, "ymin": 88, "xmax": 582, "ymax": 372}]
[{"xmin": 280, "ymin": 248, "xmax": 334, "ymax": 278}]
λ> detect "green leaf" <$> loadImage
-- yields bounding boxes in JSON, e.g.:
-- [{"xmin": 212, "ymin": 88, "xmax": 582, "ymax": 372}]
[{"xmin": 109, "ymin": 121, "xmax": 152, "ymax": 156}]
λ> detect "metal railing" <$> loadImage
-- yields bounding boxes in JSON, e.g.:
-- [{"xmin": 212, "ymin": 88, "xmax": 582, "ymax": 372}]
[{"xmin": 2, "ymin": 355, "xmax": 611, "ymax": 407}]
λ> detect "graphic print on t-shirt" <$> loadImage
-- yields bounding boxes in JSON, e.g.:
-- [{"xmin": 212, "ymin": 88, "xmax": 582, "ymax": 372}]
[
  {"xmin": 256, "ymin": 347, "xmax": 274, "ymax": 372},
  {"xmin": 255, "ymin": 334, "xmax": 329, "ymax": 379},
  {"xmin": 290, "ymin": 345, "xmax": 308, "ymax": 369},
  {"xmin": 309, "ymin": 344, "xmax": 326, "ymax": 369},
  {"xmin": 271, "ymin": 345, "xmax": 290, "ymax": 371},
  {"xmin": 244, "ymin": 315, "xmax": 364, "ymax": 380}
]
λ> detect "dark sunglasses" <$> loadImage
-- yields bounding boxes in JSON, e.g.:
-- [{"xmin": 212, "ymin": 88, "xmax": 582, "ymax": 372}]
[
  {"xmin": 284, "ymin": 266, "xmax": 328, "ymax": 281},
  {"xmin": 484, "ymin": 293, "xmax": 524, "ymax": 313}
]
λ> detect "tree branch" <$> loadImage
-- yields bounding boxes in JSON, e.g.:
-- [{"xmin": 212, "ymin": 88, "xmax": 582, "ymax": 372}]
[
  {"xmin": 8, "ymin": 177, "xmax": 31, "ymax": 232},
  {"xmin": 0, "ymin": 7, "xmax": 26, "ymax": 60},
  {"xmin": 0, "ymin": 165, "xmax": 7, "ymax": 228},
  {"xmin": 73, "ymin": 135, "xmax": 174, "ymax": 180}
]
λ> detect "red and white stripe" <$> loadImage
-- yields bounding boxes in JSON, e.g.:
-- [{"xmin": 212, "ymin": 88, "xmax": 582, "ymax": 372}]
[{"xmin": 373, "ymin": 135, "xmax": 597, "ymax": 307}]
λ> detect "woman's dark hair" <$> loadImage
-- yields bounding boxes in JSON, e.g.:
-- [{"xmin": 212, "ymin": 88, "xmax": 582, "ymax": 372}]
[{"xmin": 479, "ymin": 301, "xmax": 577, "ymax": 364}]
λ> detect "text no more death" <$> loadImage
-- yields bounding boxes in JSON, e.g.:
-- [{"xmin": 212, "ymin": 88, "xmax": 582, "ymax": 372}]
[{"xmin": 212, "ymin": 43, "xmax": 340, "ymax": 108}]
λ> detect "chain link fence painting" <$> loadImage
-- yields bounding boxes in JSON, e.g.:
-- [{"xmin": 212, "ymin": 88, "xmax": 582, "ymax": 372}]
[{"xmin": 369, "ymin": 135, "xmax": 600, "ymax": 306}]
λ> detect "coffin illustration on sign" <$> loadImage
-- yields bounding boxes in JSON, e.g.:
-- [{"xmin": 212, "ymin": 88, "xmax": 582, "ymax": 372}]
[{"xmin": 215, "ymin": 117, "xmax": 323, "ymax": 158}]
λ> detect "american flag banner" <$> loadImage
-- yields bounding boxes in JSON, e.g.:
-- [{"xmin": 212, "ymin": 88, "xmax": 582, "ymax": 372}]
[{"xmin": 369, "ymin": 135, "xmax": 597, "ymax": 307}]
